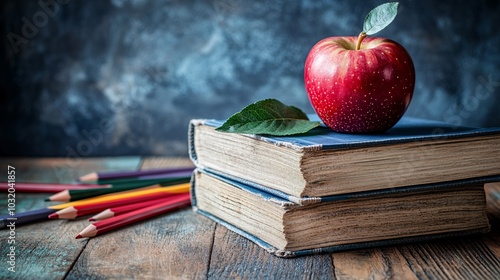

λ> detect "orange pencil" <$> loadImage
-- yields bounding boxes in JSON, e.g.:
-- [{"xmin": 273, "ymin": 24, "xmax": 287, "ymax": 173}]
[
  {"xmin": 47, "ymin": 184, "xmax": 160, "ymax": 203},
  {"xmin": 49, "ymin": 189, "xmax": 189, "ymax": 219},
  {"xmin": 76, "ymin": 193, "xmax": 191, "ymax": 238},
  {"xmin": 89, "ymin": 196, "xmax": 178, "ymax": 221}
]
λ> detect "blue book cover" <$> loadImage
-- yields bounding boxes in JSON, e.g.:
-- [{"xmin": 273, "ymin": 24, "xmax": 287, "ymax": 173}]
[
  {"xmin": 191, "ymin": 169, "xmax": 498, "ymax": 258},
  {"xmin": 188, "ymin": 115, "xmax": 500, "ymax": 197},
  {"xmin": 191, "ymin": 115, "xmax": 500, "ymax": 153}
]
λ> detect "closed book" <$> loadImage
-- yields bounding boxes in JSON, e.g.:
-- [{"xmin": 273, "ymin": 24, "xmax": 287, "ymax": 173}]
[
  {"xmin": 189, "ymin": 116, "xmax": 500, "ymax": 197},
  {"xmin": 191, "ymin": 169, "xmax": 498, "ymax": 258}
]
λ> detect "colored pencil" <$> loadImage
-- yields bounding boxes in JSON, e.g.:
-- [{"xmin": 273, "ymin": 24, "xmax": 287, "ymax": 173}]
[
  {"xmin": 0, "ymin": 184, "xmax": 190, "ymax": 227},
  {"xmin": 49, "ymin": 192, "xmax": 189, "ymax": 220},
  {"xmin": 76, "ymin": 193, "xmax": 191, "ymax": 238},
  {"xmin": 79, "ymin": 166, "xmax": 195, "ymax": 182},
  {"xmin": 47, "ymin": 184, "xmax": 159, "ymax": 203},
  {"xmin": 0, "ymin": 208, "xmax": 57, "ymax": 229},
  {"xmin": 89, "ymin": 196, "xmax": 181, "ymax": 221},
  {"xmin": 49, "ymin": 183, "xmax": 190, "ymax": 210},
  {"xmin": 0, "ymin": 182, "xmax": 108, "ymax": 193},
  {"xmin": 47, "ymin": 176, "xmax": 191, "ymax": 202}
]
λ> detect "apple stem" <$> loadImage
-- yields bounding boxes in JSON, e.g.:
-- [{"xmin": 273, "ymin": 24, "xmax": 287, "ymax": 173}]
[{"xmin": 355, "ymin": 32, "xmax": 367, "ymax": 50}]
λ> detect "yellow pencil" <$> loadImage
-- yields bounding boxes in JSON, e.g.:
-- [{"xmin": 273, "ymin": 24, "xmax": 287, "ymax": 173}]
[
  {"xmin": 49, "ymin": 183, "xmax": 190, "ymax": 210},
  {"xmin": 1, "ymin": 183, "xmax": 190, "ymax": 228}
]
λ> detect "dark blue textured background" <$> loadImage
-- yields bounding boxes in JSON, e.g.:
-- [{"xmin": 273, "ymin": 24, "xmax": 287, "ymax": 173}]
[{"xmin": 1, "ymin": 0, "xmax": 499, "ymax": 157}]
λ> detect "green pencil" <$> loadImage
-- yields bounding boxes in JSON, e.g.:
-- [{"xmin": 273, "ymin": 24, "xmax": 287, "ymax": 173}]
[{"xmin": 87, "ymin": 170, "xmax": 194, "ymax": 185}]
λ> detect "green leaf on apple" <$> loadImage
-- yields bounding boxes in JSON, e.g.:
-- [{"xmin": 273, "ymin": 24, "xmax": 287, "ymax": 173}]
[
  {"xmin": 216, "ymin": 99, "xmax": 321, "ymax": 136},
  {"xmin": 363, "ymin": 2, "xmax": 399, "ymax": 35}
]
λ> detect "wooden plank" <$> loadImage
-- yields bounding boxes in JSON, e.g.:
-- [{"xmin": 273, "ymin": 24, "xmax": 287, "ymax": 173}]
[
  {"xmin": 333, "ymin": 182, "xmax": 500, "ymax": 280},
  {"xmin": 66, "ymin": 157, "xmax": 215, "ymax": 279},
  {"xmin": 208, "ymin": 225, "xmax": 335, "ymax": 279},
  {"xmin": 66, "ymin": 209, "xmax": 216, "ymax": 279},
  {"xmin": 397, "ymin": 235, "xmax": 500, "ymax": 280},
  {"xmin": 0, "ymin": 157, "xmax": 141, "ymax": 280},
  {"xmin": 333, "ymin": 247, "xmax": 417, "ymax": 280},
  {"xmin": 0, "ymin": 210, "xmax": 89, "ymax": 279},
  {"xmin": 333, "ymin": 233, "xmax": 500, "ymax": 280}
]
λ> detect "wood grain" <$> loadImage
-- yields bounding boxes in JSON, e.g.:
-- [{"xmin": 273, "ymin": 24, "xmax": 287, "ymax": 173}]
[
  {"xmin": 332, "ymin": 183, "xmax": 500, "ymax": 280},
  {"xmin": 396, "ymin": 235, "xmax": 500, "ymax": 280},
  {"xmin": 66, "ymin": 209, "xmax": 215, "ymax": 279},
  {"xmin": 333, "ymin": 232, "xmax": 500, "ymax": 280},
  {"xmin": 333, "ymin": 247, "xmax": 417, "ymax": 280},
  {"xmin": 208, "ymin": 225, "xmax": 335, "ymax": 279},
  {"xmin": 66, "ymin": 157, "xmax": 214, "ymax": 279},
  {"xmin": 0, "ymin": 157, "xmax": 140, "ymax": 280}
]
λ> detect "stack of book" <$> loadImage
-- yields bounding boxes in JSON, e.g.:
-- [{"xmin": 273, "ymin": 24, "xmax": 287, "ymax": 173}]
[{"xmin": 188, "ymin": 115, "xmax": 500, "ymax": 258}]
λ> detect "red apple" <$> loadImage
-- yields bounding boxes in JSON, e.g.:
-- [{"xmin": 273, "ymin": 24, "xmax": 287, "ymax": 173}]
[{"xmin": 304, "ymin": 36, "xmax": 415, "ymax": 133}]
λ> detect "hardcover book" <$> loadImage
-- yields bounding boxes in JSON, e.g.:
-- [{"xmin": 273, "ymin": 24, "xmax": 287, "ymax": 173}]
[
  {"xmin": 189, "ymin": 116, "xmax": 500, "ymax": 197},
  {"xmin": 191, "ymin": 169, "xmax": 498, "ymax": 258}
]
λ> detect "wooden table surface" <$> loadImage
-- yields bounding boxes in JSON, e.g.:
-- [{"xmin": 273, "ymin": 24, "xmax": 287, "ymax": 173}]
[{"xmin": 1, "ymin": 157, "xmax": 499, "ymax": 280}]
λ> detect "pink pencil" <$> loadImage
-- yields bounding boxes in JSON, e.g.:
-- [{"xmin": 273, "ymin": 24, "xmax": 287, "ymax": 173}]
[
  {"xmin": 76, "ymin": 193, "xmax": 191, "ymax": 238},
  {"xmin": 89, "ymin": 196, "xmax": 186, "ymax": 221},
  {"xmin": 0, "ymin": 182, "xmax": 109, "ymax": 193}
]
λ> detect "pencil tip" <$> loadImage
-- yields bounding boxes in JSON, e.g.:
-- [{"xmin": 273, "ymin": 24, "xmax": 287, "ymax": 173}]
[
  {"xmin": 48, "ymin": 190, "xmax": 70, "ymax": 202},
  {"xmin": 75, "ymin": 234, "xmax": 82, "ymax": 239},
  {"xmin": 48, "ymin": 213, "xmax": 58, "ymax": 219},
  {"xmin": 79, "ymin": 172, "xmax": 98, "ymax": 182}
]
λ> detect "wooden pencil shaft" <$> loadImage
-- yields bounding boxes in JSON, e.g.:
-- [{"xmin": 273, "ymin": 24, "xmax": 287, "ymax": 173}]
[
  {"xmin": 50, "ymin": 206, "xmax": 78, "ymax": 219},
  {"xmin": 89, "ymin": 209, "xmax": 114, "ymax": 221},
  {"xmin": 76, "ymin": 224, "xmax": 98, "ymax": 238}
]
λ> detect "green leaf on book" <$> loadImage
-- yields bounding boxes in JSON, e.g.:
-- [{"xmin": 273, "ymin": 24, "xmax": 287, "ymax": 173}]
[
  {"xmin": 363, "ymin": 2, "xmax": 399, "ymax": 35},
  {"xmin": 216, "ymin": 99, "xmax": 321, "ymax": 136}
]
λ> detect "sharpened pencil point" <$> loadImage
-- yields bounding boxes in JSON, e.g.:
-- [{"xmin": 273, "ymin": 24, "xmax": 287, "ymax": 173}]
[
  {"xmin": 48, "ymin": 213, "xmax": 59, "ymax": 219},
  {"xmin": 48, "ymin": 190, "xmax": 70, "ymax": 202},
  {"xmin": 75, "ymin": 234, "xmax": 82, "ymax": 239},
  {"xmin": 79, "ymin": 172, "xmax": 98, "ymax": 182}
]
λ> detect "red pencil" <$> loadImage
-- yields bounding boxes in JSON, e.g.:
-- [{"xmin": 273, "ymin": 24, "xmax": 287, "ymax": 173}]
[
  {"xmin": 0, "ymin": 182, "xmax": 108, "ymax": 193},
  {"xmin": 49, "ymin": 191, "xmax": 189, "ymax": 220},
  {"xmin": 89, "ymin": 196, "xmax": 178, "ymax": 221},
  {"xmin": 76, "ymin": 193, "xmax": 191, "ymax": 238}
]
